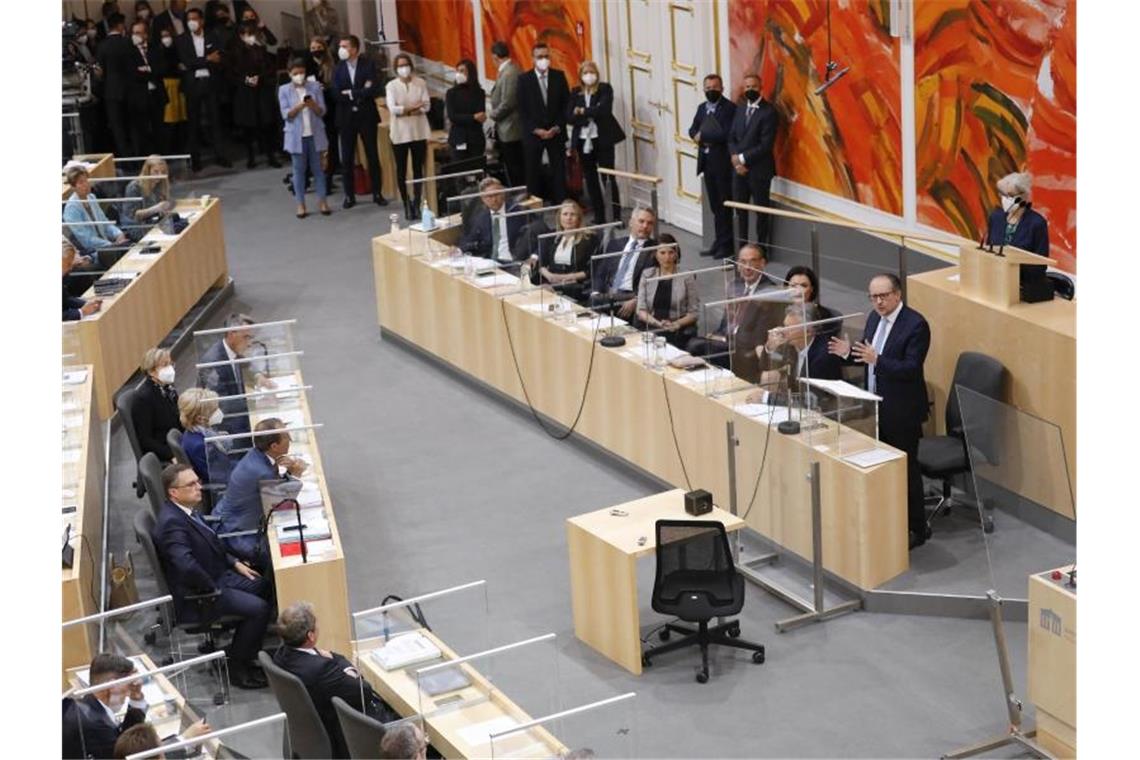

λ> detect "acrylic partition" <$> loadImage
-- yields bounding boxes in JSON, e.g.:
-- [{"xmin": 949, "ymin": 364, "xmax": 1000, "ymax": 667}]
[
  {"xmin": 352, "ymin": 580, "xmax": 492, "ymax": 709},
  {"xmin": 529, "ymin": 220, "xmax": 623, "ymax": 309},
  {"xmin": 489, "ymin": 692, "xmax": 637, "ymax": 760},
  {"xmin": 62, "ymin": 183, "xmax": 172, "ymax": 246},
  {"xmin": 596, "ymin": 168, "xmax": 663, "ymax": 234},
  {"xmin": 957, "ymin": 386, "xmax": 1076, "ymax": 602},
  {"xmin": 400, "ymin": 167, "xmax": 487, "ymax": 243},
  {"xmin": 66, "ymin": 650, "xmax": 233, "ymax": 757},
  {"xmin": 203, "ymin": 385, "xmax": 314, "ymax": 492},
  {"xmin": 123, "ymin": 712, "xmax": 290, "ymax": 760},
  {"xmin": 62, "ymin": 597, "xmax": 181, "ymax": 686}
]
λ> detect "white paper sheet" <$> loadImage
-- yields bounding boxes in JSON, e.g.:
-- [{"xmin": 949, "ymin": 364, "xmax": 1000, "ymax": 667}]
[
  {"xmin": 473, "ymin": 273, "xmax": 519, "ymax": 289},
  {"xmin": 62, "ymin": 370, "xmax": 89, "ymax": 385},
  {"xmin": 733, "ymin": 403, "xmax": 794, "ymax": 425},
  {"xmin": 457, "ymin": 717, "xmax": 519, "ymax": 747},
  {"xmin": 842, "ymin": 447, "xmax": 904, "ymax": 468},
  {"xmin": 800, "ymin": 378, "xmax": 882, "ymax": 402}
]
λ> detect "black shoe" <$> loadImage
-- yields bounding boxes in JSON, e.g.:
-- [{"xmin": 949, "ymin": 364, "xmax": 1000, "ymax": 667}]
[
  {"xmin": 229, "ymin": 667, "xmax": 267, "ymax": 690},
  {"xmin": 404, "ymin": 200, "xmax": 417, "ymax": 222},
  {"xmin": 908, "ymin": 530, "xmax": 927, "ymax": 550},
  {"xmin": 373, "ymin": 194, "xmax": 389, "ymax": 207},
  {"xmin": 343, "ymin": 196, "xmax": 357, "ymax": 209},
  {"xmin": 268, "ymin": 156, "xmax": 282, "ymax": 168}
]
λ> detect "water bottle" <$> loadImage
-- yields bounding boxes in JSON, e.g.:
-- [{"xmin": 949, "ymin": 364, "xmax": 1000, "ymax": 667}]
[
  {"xmin": 654, "ymin": 335, "xmax": 668, "ymax": 369},
  {"xmin": 389, "ymin": 212, "xmax": 400, "ymax": 234},
  {"xmin": 420, "ymin": 200, "xmax": 435, "ymax": 231},
  {"xmin": 519, "ymin": 261, "xmax": 531, "ymax": 290}
]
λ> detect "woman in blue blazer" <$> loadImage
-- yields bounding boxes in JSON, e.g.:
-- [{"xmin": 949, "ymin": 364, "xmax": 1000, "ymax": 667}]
[
  {"xmin": 279, "ymin": 57, "xmax": 332, "ymax": 218},
  {"xmin": 985, "ymin": 171, "xmax": 1049, "ymax": 255}
]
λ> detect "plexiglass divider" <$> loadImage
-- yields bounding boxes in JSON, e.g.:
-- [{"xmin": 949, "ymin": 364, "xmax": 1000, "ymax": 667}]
[
  {"xmin": 699, "ymin": 284, "xmax": 799, "ymax": 399},
  {"xmin": 124, "ymin": 712, "xmax": 290, "ymax": 760},
  {"xmin": 529, "ymin": 220, "xmax": 620, "ymax": 308},
  {"xmin": 489, "ymin": 692, "xmax": 637, "ymax": 760},
  {"xmin": 413, "ymin": 633, "xmax": 560, "ymax": 755},
  {"xmin": 63, "ymin": 596, "xmax": 181, "ymax": 678},
  {"xmin": 596, "ymin": 168, "xmax": 662, "ymax": 234}
]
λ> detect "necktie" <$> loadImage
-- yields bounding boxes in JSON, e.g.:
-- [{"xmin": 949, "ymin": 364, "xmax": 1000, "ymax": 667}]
[
  {"xmin": 539, "ymin": 74, "xmax": 548, "ymax": 105},
  {"xmin": 611, "ymin": 240, "xmax": 638, "ymax": 292},
  {"xmin": 747, "ymin": 104, "xmax": 757, "ymax": 121},
  {"xmin": 868, "ymin": 318, "xmax": 889, "ymax": 393}
]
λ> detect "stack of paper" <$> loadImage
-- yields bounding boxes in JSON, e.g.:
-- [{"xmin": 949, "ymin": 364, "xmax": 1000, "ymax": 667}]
[
  {"xmin": 62, "ymin": 369, "xmax": 89, "ymax": 385},
  {"xmin": 842, "ymin": 447, "xmax": 903, "ymax": 468},
  {"xmin": 274, "ymin": 508, "xmax": 330, "ymax": 543},
  {"xmin": 297, "ymin": 479, "xmax": 324, "ymax": 508},
  {"xmin": 369, "ymin": 632, "xmax": 442, "ymax": 671},
  {"xmin": 473, "ymin": 273, "xmax": 518, "ymax": 289}
]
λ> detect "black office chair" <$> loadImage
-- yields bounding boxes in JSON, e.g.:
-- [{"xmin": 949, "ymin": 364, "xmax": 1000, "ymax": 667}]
[
  {"xmin": 138, "ymin": 452, "xmax": 166, "ymax": 519},
  {"xmin": 115, "ymin": 385, "xmax": 147, "ymax": 497},
  {"xmin": 640, "ymin": 520, "xmax": 765, "ymax": 683},
  {"xmin": 259, "ymin": 651, "xmax": 333, "ymax": 760},
  {"xmin": 166, "ymin": 429, "xmax": 226, "ymax": 513},
  {"xmin": 133, "ymin": 510, "xmax": 240, "ymax": 658},
  {"xmin": 332, "ymin": 696, "xmax": 388, "ymax": 759},
  {"xmin": 1046, "ymin": 271, "xmax": 1075, "ymax": 300},
  {"xmin": 168, "ymin": 428, "xmax": 190, "ymax": 466},
  {"xmin": 918, "ymin": 351, "xmax": 1007, "ymax": 535}
]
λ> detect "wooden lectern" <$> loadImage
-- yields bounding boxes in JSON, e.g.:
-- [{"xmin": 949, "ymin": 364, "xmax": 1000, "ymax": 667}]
[{"xmin": 958, "ymin": 243, "xmax": 1055, "ymax": 309}]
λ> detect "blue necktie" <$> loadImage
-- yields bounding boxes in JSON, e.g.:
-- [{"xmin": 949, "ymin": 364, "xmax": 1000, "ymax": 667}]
[{"xmin": 611, "ymin": 241, "xmax": 638, "ymax": 292}]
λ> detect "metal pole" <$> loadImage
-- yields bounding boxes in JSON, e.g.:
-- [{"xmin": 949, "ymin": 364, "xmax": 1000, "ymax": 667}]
[
  {"xmin": 726, "ymin": 421, "xmax": 740, "ymax": 564},
  {"xmin": 650, "ymin": 185, "xmax": 660, "ymax": 238},
  {"xmin": 97, "ymin": 419, "xmax": 111, "ymax": 651},
  {"xmin": 810, "ymin": 224, "xmax": 821, "ymax": 281},
  {"xmin": 898, "ymin": 239, "xmax": 909, "ymax": 300},
  {"xmin": 810, "ymin": 461, "xmax": 824, "ymax": 612}
]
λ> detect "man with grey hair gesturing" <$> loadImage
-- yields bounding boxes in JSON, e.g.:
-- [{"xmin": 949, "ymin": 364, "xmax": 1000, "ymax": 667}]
[{"xmin": 272, "ymin": 601, "xmax": 399, "ymax": 757}]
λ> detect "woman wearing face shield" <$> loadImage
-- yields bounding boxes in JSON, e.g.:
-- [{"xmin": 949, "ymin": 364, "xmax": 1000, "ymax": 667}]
[{"xmin": 985, "ymin": 171, "xmax": 1050, "ymax": 255}]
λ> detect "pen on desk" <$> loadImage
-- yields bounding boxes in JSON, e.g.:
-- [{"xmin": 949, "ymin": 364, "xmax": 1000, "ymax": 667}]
[{"xmin": 381, "ymin": 609, "xmax": 391, "ymax": 642}]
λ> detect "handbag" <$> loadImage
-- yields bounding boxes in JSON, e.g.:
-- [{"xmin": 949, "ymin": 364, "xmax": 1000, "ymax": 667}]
[
  {"xmin": 108, "ymin": 551, "xmax": 140, "ymax": 611},
  {"xmin": 565, "ymin": 148, "xmax": 584, "ymax": 199}
]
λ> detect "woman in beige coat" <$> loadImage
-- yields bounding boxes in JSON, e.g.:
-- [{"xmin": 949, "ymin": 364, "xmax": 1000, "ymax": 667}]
[{"xmin": 386, "ymin": 53, "xmax": 432, "ymax": 220}]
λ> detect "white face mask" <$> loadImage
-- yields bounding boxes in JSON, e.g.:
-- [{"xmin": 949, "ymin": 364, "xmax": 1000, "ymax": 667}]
[
  {"xmin": 156, "ymin": 365, "xmax": 176, "ymax": 385},
  {"xmin": 338, "ymin": 46, "xmax": 350, "ymax": 61},
  {"xmin": 161, "ymin": 36, "xmax": 173, "ymax": 48},
  {"xmin": 138, "ymin": 9, "xmax": 150, "ymax": 19},
  {"xmin": 187, "ymin": 19, "xmax": 200, "ymax": 32},
  {"xmin": 535, "ymin": 57, "xmax": 551, "ymax": 73},
  {"xmin": 242, "ymin": 35, "xmax": 256, "ymax": 46},
  {"xmin": 454, "ymin": 71, "xmax": 467, "ymax": 85},
  {"xmin": 209, "ymin": 408, "xmax": 225, "ymax": 426},
  {"xmin": 397, "ymin": 65, "xmax": 411, "ymax": 79},
  {"xmin": 292, "ymin": 72, "xmax": 306, "ymax": 86},
  {"xmin": 1000, "ymin": 195, "xmax": 1017, "ymax": 212},
  {"xmin": 131, "ymin": 34, "xmax": 144, "ymax": 46},
  {"xmin": 581, "ymin": 73, "xmax": 597, "ymax": 86}
]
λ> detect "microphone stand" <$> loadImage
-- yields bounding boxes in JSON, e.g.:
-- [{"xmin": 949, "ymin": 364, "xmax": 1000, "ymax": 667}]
[
  {"xmin": 776, "ymin": 362, "xmax": 800, "ymax": 434},
  {"xmin": 599, "ymin": 294, "xmax": 627, "ymax": 347}
]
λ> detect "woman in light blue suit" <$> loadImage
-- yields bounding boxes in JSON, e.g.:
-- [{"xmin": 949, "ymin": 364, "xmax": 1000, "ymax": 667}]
[
  {"xmin": 278, "ymin": 57, "xmax": 331, "ymax": 218},
  {"xmin": 63, "ymin": 165, "xmax": 130, "ymax": 252}
]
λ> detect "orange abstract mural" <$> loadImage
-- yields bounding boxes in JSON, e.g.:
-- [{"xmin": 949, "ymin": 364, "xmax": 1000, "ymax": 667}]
[
  {"xmin": 480, "ymin": 0, "xmax": 591, "ymax": 85},
  {"xmin": 915, "ymin": 0, "xmax": 1076, "ymax": 271},
  {"xmin": 396, "ymin": 0, "xmax": 477, "ymax": 65},
  {"xmin": 728, "ymin": 0, "xmax": 903, "ymax": 215}
]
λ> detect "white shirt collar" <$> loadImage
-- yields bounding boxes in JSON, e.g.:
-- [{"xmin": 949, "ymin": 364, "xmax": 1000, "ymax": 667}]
[
  {"xmin": 882, "ymin": 300, "xmax": 904, "ymax": 325},
  {"xmin": 171, "ymin": 499, "xmax": 195, "ymax": 518},
  {"xmin": 498, "ymin": 58, "xmax": 510, "ymax": 73},
  {"xmin": 293, "ymin": 646, "xmax": 319, "ymax": 656},
  {"xmin": 222, "ymin": 339, "xmax": 238, "ymax": 362}
]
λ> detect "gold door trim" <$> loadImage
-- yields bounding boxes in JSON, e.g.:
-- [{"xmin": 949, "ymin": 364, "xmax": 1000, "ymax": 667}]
[
  {"xmin": 628, "ymin": 62, "xmax": 656, "ymax": 134},
  {"xmin": 675, "ymin": 150, "xmax": 701, "ymax": 201},
  {"xmin": 671, "ymin": 76, "xmax": 697, "ymax": 140},
  {"xmin": 632, "ymin": 133, "xmax": 655, "ymax": 174},
  {"xmin": 668, "ymin": 3, "xmax": 698, "ymax": 76},
  {"xmin": 625, "ymin": 0, "xmax": 652, "ymax": 61}
]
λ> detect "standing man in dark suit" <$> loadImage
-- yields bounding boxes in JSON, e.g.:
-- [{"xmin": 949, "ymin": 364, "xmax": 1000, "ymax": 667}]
[
  {"xmin": 126, "ymin": 18, "xmax": 168, "ymax": 154},
  {"xmin": 689, "ymin": 74, "xmax": 737, "ymax": 259},
  {"xmin": 728, "ymin": 73, "xmax": 778, "ymax": 248},
  {"xmin": 333, "ymin": 34, "xmax": 387, "ymax": 209},
  {"xmin": 150, "ymin": 0, "xmax": 186, "ymax": 47},
  {"xmin": 829, "ymin": 273, "xmax": 931, "ymax": 549},
  {"xmin": 273, "ymin": 602, "xmax": 400, "ymax": 758},
  {"xmin": 96, "ymin": 12, "xmax": 134, "ymax": 156},
  {"xmin": 176, "ymin": 7, "xmax": 232, "ymax": 171},
  {"xmin": 517, "ymin": 41, "xmax": 570, "ymax": 203},
  {"xmin": 488, "ymin": 41, "xmax": 525, "ymax": 188},
  {"xmin": 589, "ymin": 206, "xmax": 657, "ymax": 318},
  {"xmin": 153, "ymin": 463, "xmax": 271, "ymax": 688},
  {"xmin": 62, "ymin": 653, "xmax": 147, "ymax": 759}
]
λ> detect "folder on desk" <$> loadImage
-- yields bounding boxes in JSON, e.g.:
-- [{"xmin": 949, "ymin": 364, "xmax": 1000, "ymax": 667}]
[{"xmin": 369, "ymin": 632, "xmax": 442, "ymax": 671}]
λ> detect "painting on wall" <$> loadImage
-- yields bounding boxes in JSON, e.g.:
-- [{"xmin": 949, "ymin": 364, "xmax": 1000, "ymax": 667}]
[
  {"xmin": 915, "ymin": 0, "xmax": 1076, "ymax": 271},
  {"xmin": 396, "ymin": 0, "xmax": 477, "ymax": 65},
  {"xmin": 728, "ymin": 0, "xmax": 904, "ymax": 215},
  {"xmin": 480, "ymin": 0, "xmax": 591, "ymax": 85}
]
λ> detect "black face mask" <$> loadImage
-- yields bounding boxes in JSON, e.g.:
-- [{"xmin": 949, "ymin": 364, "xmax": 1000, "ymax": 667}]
[
  {"xmin": 745, "ymin": 89, "xmax": 761, "ymax": 103},
  {"xmin": 704, "ymin": 90, "xmax": 722, "ymax": 104},
  {"xmin": 312, "ymin": 49, "xmax": 325, "ymax": 58}
]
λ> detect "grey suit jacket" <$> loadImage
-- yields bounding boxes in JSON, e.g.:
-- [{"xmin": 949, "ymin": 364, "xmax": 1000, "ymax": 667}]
[
  {"xmin": 637, "ymin": 267, "xmax": 700, "ymax": 322},
  {"xmin": 489, "ymin": 60, "xmax": 522, "ymax": 142}
]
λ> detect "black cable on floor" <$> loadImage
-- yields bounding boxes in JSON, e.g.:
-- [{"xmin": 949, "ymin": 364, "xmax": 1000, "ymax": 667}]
[
  {"xmin": 660, "ymin": 373, "xmax": 693, "ymax": 491},
  {"xmin": 499, "ymin": 297, "xmax": 602, "ymax": 441}
]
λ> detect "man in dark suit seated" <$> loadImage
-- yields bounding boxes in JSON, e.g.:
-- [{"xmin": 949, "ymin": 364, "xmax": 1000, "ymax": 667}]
[
  {"xmin": 828, "ymin": 273, "xmax": 931, "ymax": 549},
  {"xmin": 153, "ymin": 463, "xmax": 272, "ymax": 688},
  {"xmin": 746, "ymin": 303, "xmax": 843, "ymax": 406},
  {"xmin": 589, "ymin": 206, "xmax": 657, "ymax": 319},
  {"xmin": 273, "ymin": 601, "xmax": 400, "ymax": 758},
  {"xmin": 198, "ymin": 313, "xmax": 274, "ymax": 440},
  {"xmin": 686, "ymin": 243, "xmax": 781, "ymax": 377},
  {"xmin": 62, "ymin": 653, "xmax": 147, "ymax": 759},
  {"xmin": 457, "ymin": 177, "xmax": 525, "ymax": 265}
]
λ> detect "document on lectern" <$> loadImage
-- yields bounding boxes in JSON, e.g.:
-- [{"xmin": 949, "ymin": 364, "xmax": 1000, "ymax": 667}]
[{"xmin": 800, "ymin": 378, "xmax": 883, "ymax": 402}]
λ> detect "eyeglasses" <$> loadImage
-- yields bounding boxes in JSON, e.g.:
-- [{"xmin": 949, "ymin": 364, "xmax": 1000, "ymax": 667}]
[
  {"xmin": 867, "ymin": 291, "xmax": 897, "ymax": 302},
  {"xmin": 173, "ymin": 478, "xmax": 202, "ymax": 490}
]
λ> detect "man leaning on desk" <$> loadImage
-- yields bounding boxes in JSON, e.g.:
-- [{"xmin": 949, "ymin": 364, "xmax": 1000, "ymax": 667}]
[{"xmin": 457, "ymin": 177, "xmax": 525, "ymax": 264}]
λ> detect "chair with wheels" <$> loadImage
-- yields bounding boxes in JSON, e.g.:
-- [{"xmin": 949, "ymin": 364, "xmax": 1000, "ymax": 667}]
[
  {"xmin": 918, "ymin": 351, "xmax": 1007, "ymax": 535},
  {"xmin": 640, "ymin": 520, "xmax": 765, "ymax": 683},
  {"xmin": 115, "ymin": 384, "xmax": 147, "ymax": 498},
  {"xmin": 259, "ymin": 651, "xmax": 333, "ymax": 759},
  {"xmin": 332, "ymin": 696, "xmax": 388, "ymax": 759}
]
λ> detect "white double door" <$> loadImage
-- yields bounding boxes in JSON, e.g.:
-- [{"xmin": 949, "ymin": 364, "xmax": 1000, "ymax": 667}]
[{"xmin": 604, "ymin": 0, "xmax": 720, "ymax": 233}]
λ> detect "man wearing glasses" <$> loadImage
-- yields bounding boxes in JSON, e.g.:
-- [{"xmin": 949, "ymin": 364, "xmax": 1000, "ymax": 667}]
[
  {"xmin": 153, "ymin": 462, "xmax": 273, "ymax": 689},
  {"xmin": 828, "ymin": 273, "xmax": 931, "ymax": 549}
]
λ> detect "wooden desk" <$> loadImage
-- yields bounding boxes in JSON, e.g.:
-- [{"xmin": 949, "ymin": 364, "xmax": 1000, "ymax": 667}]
[
  {"xmin": 908, "ymin": 267, "xmax": 1076, "ymax": 508},
  {"xmin": 246, "ymin": 370, "xmax": 352, "ymax": 655},
  {"xmin": 63, "ymin": 153, "xmax": 114, "ymax": 198},
  {"xmin": 354, "ymin": 631, "xmax": 567, "ymax": 759},
  {"xmin": 566, "ymin": 490, "xmax": 745, "ymax": 674},
  {"xmin": 372, "ymin": 226, "xmax": 909, "ymax": 590},
  {"xmin": 1028, "ymin": 565, "xmax": 1076, "ymax": 758},
  {"xmin": 65, "ymin": 198, "xmax": 229, "ymax": 419},
  {"xmin": 62, "ymin": 366, "xmax": 106, "ymax": 682}
]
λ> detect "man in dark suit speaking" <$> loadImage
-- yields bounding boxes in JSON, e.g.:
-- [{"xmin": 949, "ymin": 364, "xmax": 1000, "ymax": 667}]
[
  {"xmin": 728, "ymin": 72, "xmax": 778, "ymax": 247},
  {"xmin": 517, "ymin": 41, "xmax": 570, "ymax": 203},
  {"xmin": 273, "ymin": 601, "xmax": 400, "ymax": 758},
  {"xmin": 689, "ymin": 73, "xmax": 737, "ymax": 259},
  {"xmin": 829, "ymin": 273, "xmax": 931, "ymax": 549}
]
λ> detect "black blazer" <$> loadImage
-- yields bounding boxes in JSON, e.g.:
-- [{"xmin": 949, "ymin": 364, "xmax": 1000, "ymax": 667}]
[
  {"xmin": 851, "ymin": 305, "xmax": 931, "ymax": 427},
  {"xmin": 332, "ymin": 57, "xmax": 381, "ymax": 128},
  {"xmin": 135, "ymin": 377, "xmax": 182, "ymax": 461},
  {"xmin": 198, "ymin": 338, "xmax": 252, "ymax": 439},
  {"xmin": 688, "ymin": 97, "xmax": 737, "ymax": 176},
  {"xmin": 728, "ymin": 98, "xmax": 778, "ymax": 177},
  {"xmin": 126, "ymin": 43, "xmax": 168, "ymax": 113},
  {"xmin": 62, "ymin": 694, "xmax": 147, "ymax": 759},
  {"xmin": 63, "ymin": 282, "xmax": 86, "ymax": 322},
  {"xmin": 538, "ymin": 233, "xmax": 599, "ymax": 281},
  {"xmin": 591, "ymin": 236, "xmax": 657, "ymax": 295},
  {"xmin": 272, "ymin": 646, "xmax": 394, "ymax": 759},
  {"xmin": 985, "ymin": 206, "xmax": 1050, "ymax": 255},
  {"xmin": 150, "ymin": 9, "xmax": 184, "ymax": 46},
  {"xmin": 458, "ymin": 201, "xmax": 524, "ymax": 259},
  {"xmin": 517, "ymin": 68, "xmax": 570, "ymax": 145},
  {"xmin": 153, "ymin": 499, "xmax": 238, "ymax": 620},
  {"xmin": 566, "ymin": 83, "xmax": 625, "ymax": 153},
  {"xmin": 445, "ymin": 83, "xmax": 487, "ymax": 155},
  {"xmin": 96, "ymin": 33, "xmax": 134, "ymax": 102},
  {"xmin": 175, "ymin": 30, "xmax": 225, "ymax": 95}
]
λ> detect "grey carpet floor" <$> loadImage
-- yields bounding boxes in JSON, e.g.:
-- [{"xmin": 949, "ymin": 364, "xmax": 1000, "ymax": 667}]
[{"xmin": 102, "ymin": 165, "xmax": 1053, "ymax": 758}]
